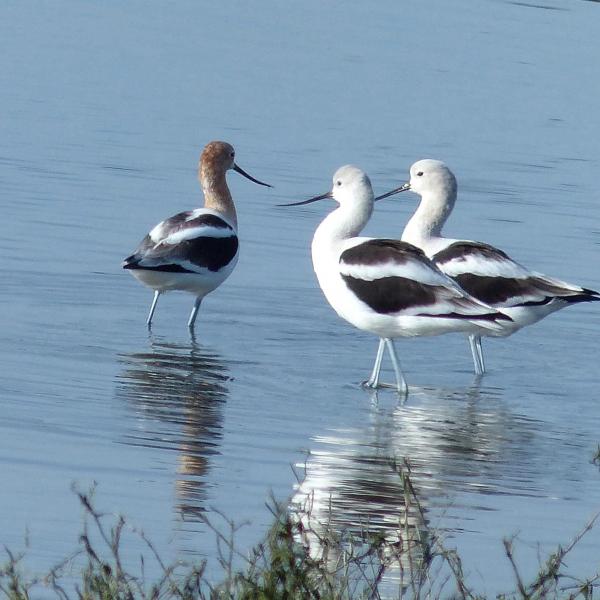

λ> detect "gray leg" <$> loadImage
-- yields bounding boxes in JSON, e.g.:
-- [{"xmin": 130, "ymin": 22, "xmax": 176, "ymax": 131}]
[
  {"xmin": 187, "ymin": 297, "xmax": 203, "ymax": 329},
  {"xmin": 384, "ymin": 338, "xmax": 408, "ymax": 394},
  {"xmin": 363, "ymin": 338, "xmax": 385, "ymax": 388},
  {"xmin": 475, "ymin": 335, "xmax": 486, "ymax": 374},
  {"xmin": 468, "ymin": 334, "xmax": 485, "ymax": 376},
  {"xmin": 468, "ymin": 334, "xmax": 481, "ymax": 374},
  {"xmin": 146, "ymin": 290, "xmax": 161, "ymax": 327}
]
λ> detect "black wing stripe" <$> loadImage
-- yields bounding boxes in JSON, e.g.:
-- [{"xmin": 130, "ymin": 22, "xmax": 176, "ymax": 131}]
[
  {"xmin": 432, "ymin": 241, "xmax": 511, "ymax": 264},
  {"xmin": 190, "ymin": 213, "xmax": 234, "ymax": 229},
  {"xmin": 160, "ymin": 212, "xmax": 234, "ymax": 235},
  {"xmin": 415, "ymin": 311, "xmax": 505, "ymax": 321},
  {"xmin": 341, "ymin": 239, "xmax": 427, "ymax": 267},
  {"xmin": 341, "ymin": 274, "xmax": 437, "ymax": 314},
  {"xmin": 174, "ymin": 236, "xmax": 238, "ymax": 271},
  {"xmin": 454, "ymin": 273, "xmax": 600, "ymax": 307},
  {"xmin": 124, "ymin": 236, "xmax": 238, "ymax": 273},
  {"xmin": 124, "ymin": 263, "xmax": 194, "ymax": 273},
  {"xmin": 453, "ymin": 273, "xmax": 542, "ymax": 305}
]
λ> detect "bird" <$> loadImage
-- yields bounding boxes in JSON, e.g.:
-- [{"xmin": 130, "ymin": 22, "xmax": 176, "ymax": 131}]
[
  {"xmin": 280, "ymin": 165, "xmax": 512, "ymax": 393},
  {"xmin": 123, "ymin": 141, "xmax": 271, "ymax": 329},
  {"xmin": 375, "ymin": 159, "xmax": 600, "ymax": 375}
]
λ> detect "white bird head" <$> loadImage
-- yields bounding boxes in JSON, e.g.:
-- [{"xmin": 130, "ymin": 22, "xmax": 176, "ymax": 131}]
[
  {"xmin": 408, "ymin": 159, "xmax": 457, "ymax": 198},
  {"xmin": 280, "ymin": 165, "xmax": 374, "ymax": 209},
  {"xmin": 330, "ymin": 165, "xmax": 374, "ymax": 207}
]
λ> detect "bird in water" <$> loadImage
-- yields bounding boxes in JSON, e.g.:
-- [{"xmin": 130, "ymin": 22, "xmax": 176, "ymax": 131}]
[
  {"xmin": 376, "ymin": 159, "xmax": 600, "ymax": 374},
  {"xmin": 281, "ymin": 165, "xmax": 511, "ymax": 393},
  {"xmin": 123, "ymin": 141, "xmax": 271, "ymax": 329}
]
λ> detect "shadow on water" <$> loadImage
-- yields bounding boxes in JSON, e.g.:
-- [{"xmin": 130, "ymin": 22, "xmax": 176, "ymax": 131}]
[
  {"xmin": 292, "ymin": 381, "xmax": 549, "ymax": 585},
  {"xmin": 115, "ymin": 334, "xmax": 229, "ymax": 522}
]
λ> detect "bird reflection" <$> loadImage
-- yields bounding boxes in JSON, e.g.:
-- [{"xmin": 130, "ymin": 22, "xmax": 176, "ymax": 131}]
[
  {"xmin": 293, "ymin": 396, "xmax": 429, "ymax": 584},
  {"xmin": 293, "ymin": 382, "xmax": 545, "ymax": 589},
  {"xmin": 388, "ymin": 383, "xmax": 543, "ymax": 501},
  {"xmin": 116, "ymin": 334, "xmax": 229, "ymax": 521}
]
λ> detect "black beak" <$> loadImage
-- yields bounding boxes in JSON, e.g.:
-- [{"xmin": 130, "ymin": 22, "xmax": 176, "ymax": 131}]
[
  {"xmin": 375, "ymin": 182, "xmax": 411, "ymax": 201},
  {"xmin": 233, "ymin": 163, "xmax": 272, "ymax": 187},
  {"xmin": 277, "ymin": 191, "xmax": 333, "ymax": 207}
]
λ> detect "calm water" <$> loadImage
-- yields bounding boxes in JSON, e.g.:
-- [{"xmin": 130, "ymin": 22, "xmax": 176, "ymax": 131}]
[{"xmin": 1, "ymin": 0, "xmax": 600, "ymax": 594}]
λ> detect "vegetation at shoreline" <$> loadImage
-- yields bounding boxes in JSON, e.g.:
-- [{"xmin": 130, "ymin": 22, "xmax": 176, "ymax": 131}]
[{"xmin": 2, "ymin": 461, "xmax": 599, "ymax": 600}]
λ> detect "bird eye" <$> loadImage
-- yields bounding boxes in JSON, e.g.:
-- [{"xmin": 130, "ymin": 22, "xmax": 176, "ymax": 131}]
[
  {"xmin": 336, "ymin": 180, "xmax": 342, "ymax": 186},
  {"xmin": 416, "ymin": 171, "xmax": 423, "ymax": 177},
  {"xmin": 230, "ymin": 152, "xmax": 235, "ymax": 158}
]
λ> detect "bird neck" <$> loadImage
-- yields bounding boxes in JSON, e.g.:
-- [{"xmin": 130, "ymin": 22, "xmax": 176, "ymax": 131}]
[
  {"xmin": 313, "ymin": 201, "xmax": 373, "ymax": 252},
  {"xmin": 402, "ymin": 189, "xmax": 455, "ymax": 249},
  {"xmin": 200, "ymin": 171, "xmax": 238, "ymax": 229},
  {"xmin": 310, "ymin": 202, "xmax": 373, "ymax": 312}
]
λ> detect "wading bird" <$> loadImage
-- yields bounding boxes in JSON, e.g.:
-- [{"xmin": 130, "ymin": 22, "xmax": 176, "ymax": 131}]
[
  {"xmin": 376, "ymin": 159, "xmax": 599, "ymax": 374},
  {"xmin": 123, "ymin": 141, "xmax": 271, "ymax": 328},
  {"xmin": 281, "ymin": 165, "xmax": 511, "ymax": 392}
]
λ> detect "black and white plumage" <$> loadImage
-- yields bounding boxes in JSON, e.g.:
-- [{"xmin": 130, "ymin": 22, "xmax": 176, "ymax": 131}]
[
  {"xmin": 432, "ymin": 241, "xmax": 598, "ymax": 311},
  {"xmin": 124, "ymin": 211, "xmax": 238, "ymax": 276},
  {"xmin": 281, "ymin": 165, "xmax": 511, "ymax": 393},
  {"xmin": 339, "ymin": 239, "xmax": 507, "ymax": 324},
  {"xmin": 122, "ymin": 141, "xmax": 270, "ymax": 328},
  {"xmin": 376, "ymin": 159, "xmax": 600, "ymax": 374}
]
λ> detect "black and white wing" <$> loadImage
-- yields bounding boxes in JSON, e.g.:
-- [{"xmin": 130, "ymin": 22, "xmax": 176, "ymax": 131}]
[
  {"xmin": 123, "ymin": 211, "xmax": 238, "ymax": 274},
  {"xmin": 339, "ymin": 239, "xmax": 508, "ymax": 322},
  {"xmin": 432, "ymin": 241, "xmax": 599, "ymax": 307}
]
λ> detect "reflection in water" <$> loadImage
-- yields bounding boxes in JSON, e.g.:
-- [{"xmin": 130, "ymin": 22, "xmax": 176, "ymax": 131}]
[
  {"xmin": 293, "ymin": 383, "xmax": 547, "ymax": 590},
  {"xmin": 389, "ymin": 384, "xmax": 545, "ymax": 505},
  {"xmin": 116, "ymin": 335, "xmax": 229, "ymax": 521},
  {"xmin": 293, "ymin": 396, "xmax": 430, "ymax": 587}
]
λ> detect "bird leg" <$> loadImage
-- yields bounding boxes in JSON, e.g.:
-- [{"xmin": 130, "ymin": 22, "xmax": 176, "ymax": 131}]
[
  {"xmin": 146, "ymin": 290, "xmax": 161, "ymax": 328},
  {"xmin": 468, "ymin": 334, "xmax": 486, "ymax": 375},
  {"xmin": 384, "ymin": 338, "xmax": 408, "ymax": 395},
  {"xmin": 187, "ymin": 297, "xmax": 203, "ymax": 329},
  {"xmin": 362, "ymin": 338, "xmax": 385, "ymax": 388}
]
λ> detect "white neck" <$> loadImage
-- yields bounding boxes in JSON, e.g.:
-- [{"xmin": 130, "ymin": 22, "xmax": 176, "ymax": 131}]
[
  {"xmin": 313, "ymin": 200, "xmax": 373, "ymax": 254},
  {"xmin": 401, "ymin": 188, "xmax": 455, "ymax": 250},
  {"xmin": 310, "ymin": 199, "xmax": 372, "ymax": 319}
]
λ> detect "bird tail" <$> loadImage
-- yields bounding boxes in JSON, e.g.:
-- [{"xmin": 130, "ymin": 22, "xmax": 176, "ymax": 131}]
[
  {"xmin": 468, "ymin": 309, "xmax": 513, "ymax": 334},
  {"xmin": 559, "ymin": 287, "xmax": 600, "ymax": 305},
  {"xmin": 122, "ymin": 254, "xmax": 141, "ymax": 269}
]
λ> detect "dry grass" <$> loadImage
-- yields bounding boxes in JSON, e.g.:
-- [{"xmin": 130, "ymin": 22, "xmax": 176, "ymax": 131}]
[{"xmin": 1, "ymin": 461, "xmax": 599, "ymax": 599}]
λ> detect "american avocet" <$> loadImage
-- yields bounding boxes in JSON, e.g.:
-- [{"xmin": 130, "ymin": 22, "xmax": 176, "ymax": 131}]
[
  {"xmin": 123, "ymin": 141, "xmax": 271, "ymax": 328},
  {"xmin": 376, "ymin": 159, "xmax": 600, "ymax": 375},
  {"xmin": 281, "ymin": 165, "xmax": 511, "ymax": 393}
]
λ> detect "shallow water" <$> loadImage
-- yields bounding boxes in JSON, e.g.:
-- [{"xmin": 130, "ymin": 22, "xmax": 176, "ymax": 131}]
[{"xmin": 2, "ymin": 0, "xmax": 600, "ymax": 594}]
